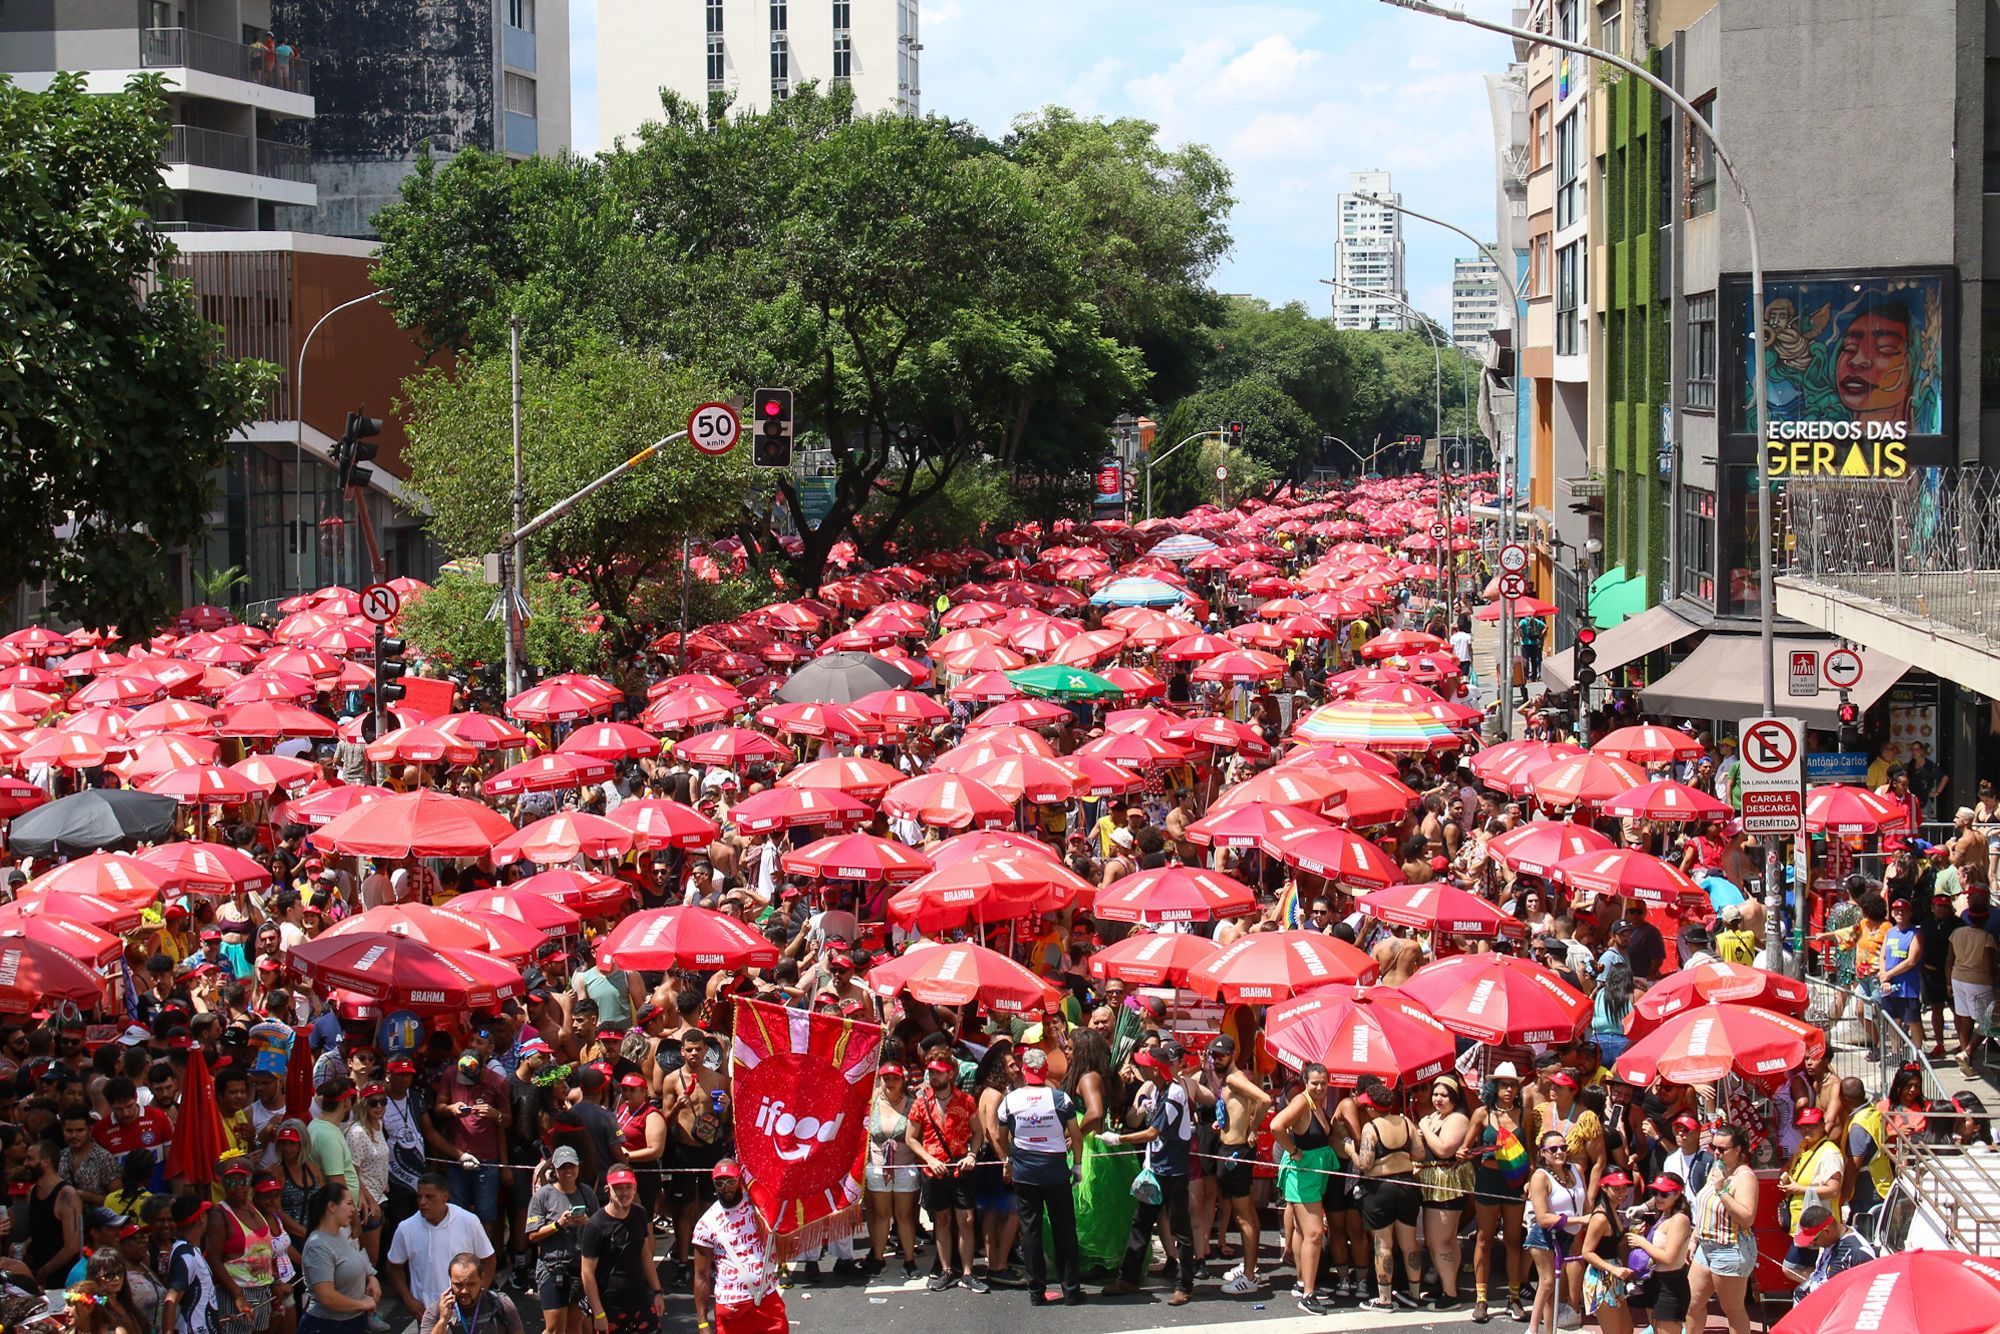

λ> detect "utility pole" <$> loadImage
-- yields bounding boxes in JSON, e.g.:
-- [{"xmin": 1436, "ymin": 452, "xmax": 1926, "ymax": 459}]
[{"xmin": 503, "ymin": 315, "xmax": 527, "ymax": 700}]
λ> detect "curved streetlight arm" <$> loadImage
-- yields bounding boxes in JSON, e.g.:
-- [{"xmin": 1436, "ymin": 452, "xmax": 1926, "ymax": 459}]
[
  {"xmin": 293, "ymin": 289, "xmax": 386, "ymax": 593},
  {"xmin": 1143, "ymin": 430, "xmax": 1224, "ymax": 520}
]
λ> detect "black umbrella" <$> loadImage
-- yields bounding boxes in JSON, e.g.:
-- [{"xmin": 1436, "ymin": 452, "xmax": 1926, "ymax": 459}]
[
  {"xmin": 772, "ymin": 651, "xmax": 911, "ymax": 705},
  {"xmin": 8, "ymin": 789, "xmax": 179, "ymax": 857}
]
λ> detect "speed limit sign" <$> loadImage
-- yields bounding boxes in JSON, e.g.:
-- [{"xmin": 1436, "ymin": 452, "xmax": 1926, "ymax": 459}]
[{"xmin": 687, "ymin": 402, "xmax": 741, "ymax": 456}]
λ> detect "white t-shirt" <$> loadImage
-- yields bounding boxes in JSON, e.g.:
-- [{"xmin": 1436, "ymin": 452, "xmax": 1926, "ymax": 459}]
[
  {"xmin": 386, "ymin": 1203, "xmax": 494, "ymax": 1313},
  {"xmin": 689, "ymin": 1199, "xmax": 774, "ymax": 1305},
  {"xmin": 1451, "ymin": 630, "xmax": 1474, "ymax": 663}
]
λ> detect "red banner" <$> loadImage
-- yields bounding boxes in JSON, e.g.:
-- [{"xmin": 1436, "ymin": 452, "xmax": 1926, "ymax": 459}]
[{"xmin": 729, "ymin": 996, "xmax": 880, "ymax": 1253}]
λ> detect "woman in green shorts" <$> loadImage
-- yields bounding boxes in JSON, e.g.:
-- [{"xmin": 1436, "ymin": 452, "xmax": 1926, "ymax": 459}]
[{"xmin": 1271, "ymin": 1063, "xmax": 1338, "ymax": 1316}]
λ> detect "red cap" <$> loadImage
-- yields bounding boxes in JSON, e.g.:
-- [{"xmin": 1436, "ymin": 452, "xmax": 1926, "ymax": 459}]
[
  {"xmin": 1648, "ymin": 1175, "xmax": 1685, "ymax": 1194},
  {"xmin": 256, "ymin": 957, "xmax": 280, "ymax": 973},
  {"xmin": 1672, "ymin": 1114, "xmax": 1700, "ymax": 1131},
  {"xmin": 1428, "ymin": 855, "xmax": 1449, "ymax": 872},
  {"xmin": 924, "ymin": 1055, "xmax": 956, "ymax": 1075},
  {"xmin": 275, "ymin": 1127, "xmax": 302, "ymax": 1143},
  {"xmin": 1891, "ymin": 898, "xmax": 1911, "ymax": 911},
  {"xmin": 604, "ymin": 1166, "xmax": 637, "ymax": 1187},
  {"xmin": 254, "ymin": 1178, "xmax": 282, "ymax": 1194},
  {"xmin": 619, "ymin": 1073, "xmax": 647, "ymax": 1089},
  {"xmin": 711, "ymin": 1159, "xmax": 743, "ymax": 1181},
  {"xmin": 1600, "ymin": 1170, "xmax": 1633, "ymax": 1188},
  {"xmin": 1549, "ymin": 1071, "xmax": 1579, "ymax": 1089},
  {"xmin": 360, "ymin": 1083, "xmax": 386, "ymax": 1099},
  {"xmin": 386, "ymin": 1058, "xmax": 416, "ymax": 1075},
  {"xmin": 1795, "ymin": 1106, "xmax": 1826, "ymax": 1127},
  {"xmin": 878, "ymin": 1064, "xmax": 906, "ymax": 1080}
]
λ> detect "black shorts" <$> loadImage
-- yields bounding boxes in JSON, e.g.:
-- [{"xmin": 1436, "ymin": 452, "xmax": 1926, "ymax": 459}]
[
  {"xmin": 536, "ymin": 1262, "xmax": 584, "ymax": 1310},
  {"xmin": 922, "ymin": 1170, "xmax": 977, "ymax": 1215},
  {"xmin": 1321, "ymin": 1175, "xmax": 1353, "ymax": 1214},
  {"xmin": 1923, "ymin": 972, "xmax": 1950, "ymax": 1006},
  {"xmin": 1633, "ymin": 1267, "xmax": 1690, "ymax": 1321},
  {"xmin": 670, "ymin": 1141, "xmax": 727, "ymax": 1204},
  {"xmin": 1215, "ymin": 1144, "xmax": 1255, "ymax": 1201},
  {"xmin": 1359, "ymin": 1174, "xmax": 1422, "ymax": 1230}
]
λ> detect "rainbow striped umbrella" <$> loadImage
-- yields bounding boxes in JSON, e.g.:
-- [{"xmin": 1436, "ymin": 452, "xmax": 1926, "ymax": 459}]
[{"xmin": 1292, "ymin": 700, "xmax": 1464, "ymax": 752}]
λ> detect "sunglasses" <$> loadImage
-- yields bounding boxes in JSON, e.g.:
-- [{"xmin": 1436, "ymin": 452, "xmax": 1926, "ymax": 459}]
[{"xmin": 366, "ymin": 1098, "xmax": 387, "ymax": 1108}]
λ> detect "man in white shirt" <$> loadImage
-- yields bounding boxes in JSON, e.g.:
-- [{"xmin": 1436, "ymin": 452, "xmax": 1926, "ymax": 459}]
[{"xmin": 387, "ymin": 1175, "xmax": 495, "ymax": 1317}]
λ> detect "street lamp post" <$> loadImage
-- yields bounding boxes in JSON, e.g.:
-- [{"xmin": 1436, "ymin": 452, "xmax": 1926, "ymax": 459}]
[
  {"xmin": 1143, "ymin": 430, "xmax": 1224, "ymax": 521},
  {"xmin": 293, "ymin": 289, "xmax": 385, "ymax": 595},
  {"xmin": 1380, "ymin": 0, "xmax": 1785, "ymax": 973}
]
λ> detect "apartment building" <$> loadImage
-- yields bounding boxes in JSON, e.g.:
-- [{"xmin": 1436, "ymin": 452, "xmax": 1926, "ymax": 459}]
[
  {"xmin": 1452, "ymin": 254, "xmax": 1504, "ymax": 356},
  {"xmin": 1333, "ymin": 170, "xmax": 1411, "ymax": 332},
  {"xmin": 597, "ymin": 0, "xmax": 920, "ymax": 143}
]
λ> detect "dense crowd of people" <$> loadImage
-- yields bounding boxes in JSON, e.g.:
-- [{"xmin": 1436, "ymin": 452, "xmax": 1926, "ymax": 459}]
[{"xmin": 0, "ymin": 480, "xmax": 1993, "ymax": 1334}]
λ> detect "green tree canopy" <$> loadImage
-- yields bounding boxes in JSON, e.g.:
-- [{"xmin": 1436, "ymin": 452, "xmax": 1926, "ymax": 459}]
[
  {"xmin": 0, "ymin": 73, "xmax": 275, "ymax": 631},
  {"xmin": 1148, "ymin": 374, "xmax": 1318, "ymax": 516},
  {"xmin": 398, "ymin": 570, "xmax": 606, "ymax": 676}
]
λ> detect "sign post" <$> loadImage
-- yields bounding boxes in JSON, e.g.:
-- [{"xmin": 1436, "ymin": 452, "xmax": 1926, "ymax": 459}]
[{"xmin": 1739, "ymin": 716, "xmax": 1805, "ymax": 834}]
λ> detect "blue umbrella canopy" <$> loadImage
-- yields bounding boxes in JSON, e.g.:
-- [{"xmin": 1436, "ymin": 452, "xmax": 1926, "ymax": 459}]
[
  {"xmin": 1089, "ymin": 577, "xmax": 1186, "ymax": 608},
  {"xmin": 1148, "ymin": 534, "xmax": 1218, "ymax": 561}
]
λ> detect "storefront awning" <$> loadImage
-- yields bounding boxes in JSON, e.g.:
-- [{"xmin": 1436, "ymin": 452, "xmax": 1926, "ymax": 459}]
[
  {"xmin": 1640, "ymin": 634, "xmax": 1910, "ymax": 729},
  {"xmin": 1542, "ymin": 603, "xmax": 1701, "ymax": 691}
]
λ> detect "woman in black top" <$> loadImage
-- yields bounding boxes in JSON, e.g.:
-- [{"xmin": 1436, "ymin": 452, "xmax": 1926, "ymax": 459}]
[{"xmin": 1579, "ymin": 1171, "xmax": 1637, "ymax": 1333}]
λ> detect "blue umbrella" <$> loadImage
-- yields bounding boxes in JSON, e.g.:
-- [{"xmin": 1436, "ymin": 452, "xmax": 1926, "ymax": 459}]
[
  {"xmin": 1148, "ymin": 534, "xmax": 1218, "ymax": 561},
  {"xmin": 1089, "ymin": 577, "xmax": 1187, "ymax": 608}
]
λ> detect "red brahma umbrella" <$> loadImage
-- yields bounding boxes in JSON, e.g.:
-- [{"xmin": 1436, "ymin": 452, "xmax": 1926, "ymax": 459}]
[
  {"xmin": 1188, "ymin": 931, "xmax": 1379, "ymax": 1003},
  {"xmin": 1261, "ymin": 986, "xmax": 1456, "ymax": 1086},
  {"xmin": 864, "ymin": 943, "xmax": 1062, "ymax": 1014},
  {"xmin": 1398, "ymin": 952, "xmax": 1590, "ymax": 1045},
  {"xmin": 597, "ymin": 907, "xmax": 779, "ymax": 972}
]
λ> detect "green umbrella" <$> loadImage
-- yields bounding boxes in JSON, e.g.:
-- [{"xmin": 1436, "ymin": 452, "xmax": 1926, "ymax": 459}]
[
  {"xmin": 1006, "ymin": 664, "xmax": 1124, "ymax": 702},
  {"xmin": 1590, "ymin": 568, "xmax": 1648, "ymax": 629}
]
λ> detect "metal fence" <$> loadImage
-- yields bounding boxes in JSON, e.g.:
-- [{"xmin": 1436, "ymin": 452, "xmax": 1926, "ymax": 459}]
[
  {"xmin": 1802, "ymin": 974, "xmax": 1945, "ymax": 1103},
  {"xmin": 1782, "ymin": 469, "xmax": 2000, "ymax": 644},
  {"xmin": 140, "ymin": 26, "xmax": 314, "ymax": 96}
]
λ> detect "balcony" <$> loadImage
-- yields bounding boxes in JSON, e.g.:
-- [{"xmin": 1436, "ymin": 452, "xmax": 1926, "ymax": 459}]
[
  {"xmin": 166, "ymin": 125, "xmax": 314, "ymax": 183},
  {"xmin": 140, "ymin": 27, "xmax": 312, "ymax": 99}
]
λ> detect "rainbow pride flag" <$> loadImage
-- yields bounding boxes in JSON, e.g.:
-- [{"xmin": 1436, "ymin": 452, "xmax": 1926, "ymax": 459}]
[{"xmin": 1492, "ymin": 1124, "xmax": 1531, "ymax": 1189}]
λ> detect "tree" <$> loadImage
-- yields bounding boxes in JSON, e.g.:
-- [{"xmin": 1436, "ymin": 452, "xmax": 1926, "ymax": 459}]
[
  {"xmin": 1148, "ymin": 376, "xmax": 1318, "ymax": 516},
  {"xmin": 192, "ymin": 565, "xmax": 249, "ymax": 609},
  {"xmin": 0, "ymin": 73, "xmax": 276, "ymax": 631},
  {"xmin": 398, "ymin": 571, "xmax": 607, "ymax": 676},
  {"xmin": 397, "ymin": 338, "xmax": 758, "ymax": 649}
]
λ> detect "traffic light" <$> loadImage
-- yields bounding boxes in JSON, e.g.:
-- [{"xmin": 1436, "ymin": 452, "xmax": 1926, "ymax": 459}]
[
  {"xmin": 1573, "ymin": 624, "xmax": 1598, "ymax": 690},
  {"xmin": 752, "ymin": 388, "xmax": 794, "ymax": 468},
  {"xmin": 337, "ymin": 410, "xmax": 383, "ymax": 490},
  {"xmin": 376, "ymin": 635, "xmax": 408, "ymax": 707},
  {"xmin": 1225, "ymin": 420, "xmax": 1245, "ymax": 449},
  {"xmin": 1837, "ymin": 693, "xmax": 1861, "ymax": 748}
]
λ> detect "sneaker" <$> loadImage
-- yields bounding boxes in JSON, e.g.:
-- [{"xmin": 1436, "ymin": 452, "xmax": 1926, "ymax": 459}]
[
  {"xmin": 1063, "ymin": 1291, "xmax": 1087, "ymax": 1307},
  {"xmin": 1220, "ymin": 1274, "xmax": 1260, "ymax": 1296},
  {"xmin": 1102, "ymin": 1280, "xmax": 1143, "ymax": 1297},
  {"xmin": 960, "ymin": 1273, "xmax": 990, "ymax": 1295},
  {"xmin": 652, "ymin": 1214, "xmax": 675, "ymax": 1235},
  {"xmin": 1166, "ymin": 1291, "xmax": 1190, "ymax": 1307},
  {"xmin": 1557, "ymin": 1304, "xmax": 1584, "ymax": 1329},
  {"xmin": 1334, "ymin": 1274, "xmax": 1353, "ymax": 1298},
  {"xmin": 1298, "ymin": 1295, "xmax": 1329, "ymax": 1315},
  {"xmin": 1394, "ymin": 1289, "xmax": 1420, "ymax": 1309},
  {"xmin": 1221, "ymin": 1262, "xmax": 1245, "ymax": 1283},
  {"xmin": 925, "ymin": 1272, "xmax": 952, "ymax": 1292},
  {"xmin": 901, "ymin": 1260, "xmax": 920, "ymax": 1283},
  {"xmin": 1290, "ymin": 1281, "xmax": 1307, "ymax": 1299},
  {"xmin": 989, "ymin": 1266, "xmax": 1026, "ymax": 1288},
  {"xmin": 366, "ymin": 1319, "xmax": 391, "ymax": 1334}
]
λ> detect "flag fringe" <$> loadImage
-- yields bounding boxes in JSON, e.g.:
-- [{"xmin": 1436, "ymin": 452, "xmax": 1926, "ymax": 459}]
[{"xmin": 775, "ymin": 1202, "xmax": 861, "ymax": 1260}]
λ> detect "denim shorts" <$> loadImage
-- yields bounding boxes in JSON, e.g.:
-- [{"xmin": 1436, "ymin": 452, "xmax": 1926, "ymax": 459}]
[
  {"xmin": 1525, "ymin": 1220, "xmax": 1558, "ymax": 1251},
  {"xmin": 1695, "ymin": 1236, "xmax": 1757, "ymax": 1279}
]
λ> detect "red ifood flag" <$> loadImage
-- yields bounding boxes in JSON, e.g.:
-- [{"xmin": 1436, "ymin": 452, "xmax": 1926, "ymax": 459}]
[{"xmin": 730, "ymin": 996, "xmax": 880, "ymax": 1254}]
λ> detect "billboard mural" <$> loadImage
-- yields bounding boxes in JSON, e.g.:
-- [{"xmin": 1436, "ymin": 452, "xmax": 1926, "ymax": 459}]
[{"xmin": 1724, "ymin": 269, "xmax": 1954, "ymax": 476}]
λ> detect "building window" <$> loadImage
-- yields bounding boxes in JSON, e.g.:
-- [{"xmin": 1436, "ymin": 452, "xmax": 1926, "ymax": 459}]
[
  {"xmin": 1596, "ymin": 0, "xmax": 1621, "ymax": 58},
  {"xmin": 1685, "ymin": 96, "xmax": 1717, "ymax": 217},
  {"xmin": 770, "ymin": 0, "xmax": 788, "ymax": 31},
  {"xmin": 1557, "ymin": 0, "xmax": 1578, "ymax": 42},
  {"xmin": 1556, "ymin": 241, "xmax": 1581, "ymax": 355},
  {"xmin": 707, "ymin": 35, "xmax": 725, "ymax": 85},
  {"xmin": 1679, "ymin": 486, "xmax": 1716, "ymax": 604},
  {"xmin": 1530, "ymin": 234, "xmax": 1550, "ymax": 298},
  {"xmin": 1685, "ymin": 292, "xmax": 1717, "ymax": 410},
  {"xmin": 504, "ymin": 71, "xmax": 536, "ymax": 117},
  {"xmin": 832, "ymin": 33, "xmax": 853, "ymax": 79},
  {"xmin": 833, "ymin": 0, "xmax": 851, "ymax": 28},
  {"xmin": 508, "ymin": 0, "xmax": 534, "ymax": 32},
  {"xmin": 1533, "ymin": 104, "xmax": 1551, "ymax": 172},
  {"xmin": 1556, "ymin": 112, "xmax": 1582, "ymax": 229},
  {"xmin": 706, "ymin": 0, "xmax": 724, "ymax": 34}
]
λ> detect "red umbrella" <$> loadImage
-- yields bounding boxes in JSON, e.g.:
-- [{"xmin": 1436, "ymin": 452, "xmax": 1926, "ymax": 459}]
[
  {"xmin": 483, "ymin": 752, "xmax": 616, "ymax": 796},
  {"xmin": 1188, "ymin": 930, "xmax": 1379, "ymax": 1002},
  {"xmin": 1085, "ymin": 931, "xmax": 1222, "ymax": 987},
  {"xmin": 881, "ymin": 773, "xmax": 1013, "ymax": 830},
  {"xmin": 1264, "ymin": 825, "xmax": 1408, "ymax": 890},
  {"xmin": 1599, "ymin": 779, "xmax": 1733, "ymax": 823},
  {"xmin": 947, "ymin": 671, "xmax": 1021, "ymax": 703},
  {"xmin": 8, "ymin": 891, "xmax": 147, "ymax": 934},
  {"xmin": 135, "ymin": 841, "xmax": 273, "ymax": 896},
  {"xmin": 1530, "ymin": 754, "xmax": 1649, "ymax": 808},
  {"xmin": 603, "ymin": 798, "xmax": 720, "ymax": 849},
  {"xmin": 1804, "ymin": 784, "xmax": 1908, "ymax": 834},
  {"xmin": 1485, "ymin": 820, "xmax": 1615, "ymax": 877},
  {"xmin": 641, "ymin": 687, "xmax": 745, "ymax": 731},
  {"xmin": 1553, "ymin": 848, "xmax": 1706, "ymax": 906},
  {"xmin": 0, "ymin": 931, "xmax": 109, "ymax": 1009},
  {"xmin": 557, "ymin": 721, "xmax": 662, "ymax": 760},
  {"xmin": 1208, "ymin": 767, "xmax": 1347, "ymax": 812},
  {"xmin": 17, "ymin": 732, "xmax": 108, "ymax": 769},
  {"xmin": 1093, "ymin": 865, "xmax": 1258, "ymax": 925},
  {"xmin": 1626, "ymin": 961, "xmax": 1811, "ymax": 1039},
  {"xmin": 126, "ymin": 698, "xmax": 221, "ymax": 737},
  {"xmin": 512, "ymin": 868, "xmax": 632, "ymax": 914},
  {"xmin": 674, "ymin": 727, "xmax": 790, "ymax": 768},
  {"xmin": 1472, "ymin": 595, "xmax": 1557, "ymax": 621},
  {"xmin": 779, "ymin": 756, "xmax": 904, "ymax": 800},
  {"xmin": 782, "ymin": 832, "xmax": 934, "ymax": 883},
  {"xmin": 0, "ymin": 775, "xmax": 49, "ymax": 818},
  {"xmin": 1398, "ymin": 952, "xmax": 1590, "ymax": 1045},
  {"xmin": 852, "ymin": 689, "xmax": 950, "ymax": 731},
  {"xmin": 494, "ymin": 812, "xmax": 638, "ymax": 866},
  {"xmin": 506, "ymin": 681, "xmax": 616, "ymax": 723},
  {"xmin": 727, "ymin": 785, "xmax": 871, "ymax": 834},
  {"xmin": 450, "ymin": 887, "xmax": 583, "ymax": 939},
  {"xmin": 217, "ymin": 701, "xmax": 338, "ymax": 738},
  {"xmin": 367, "ymin": 724, "xmax": 479, "ymax": 767},
  {"xmin": 596, "ymin": 906, "xmax": 779, "ymax": 971},
  {"xmin": 310, "ymin": 790, "xmax": 518, "ymax": 858},
  {"xmin": 968, "ymin": 698, "xmax": 1071, "ymax": 730},
  {"xmin": 287, "ymin": 933, "xmax": 526, "ymax": 1011},
  {"xmin": 432, "ymin": 712, "xmax": 531, "ymax": 751},
  {"xmin": 961, "ymin": 754, "xmax": 1088, "ymax": 804},
  {"xmin": 230, "ymin": 754, "xmax": 321, "ymax": 794},
  {"xmin": 1072, "ymin": 730, "xmax": 1189, "ymax": 771},
  {"xmin": 1261, "ymin": 986, "xmax": 1456, "ymax": 1086},
  {"xmin": 22, "ymin": 852, "xmax": 165, "ymax": 904},
  {"xmin": 1358, "ymin": 883, "xmax": 1527, "ymax": 939},
  {"xmin": 273, "ymin": 784, "xmax": 393, "ymax": 827},
  {"xmin": 886, "ymin": 853, "xmax": 1088, "ymax": 931},
  {"xmin": 1191, "ymin": 650, "xmax": 1286, "ymax": 684},
  {"xmin": 755, "ymin": 701, "xmax": 878, "ymax": 742},
  {"xmin": 141, "ymin": 764, "xmax": 266, "ymax": 804},
  {"xmin": 164, "ymin": 1045, "xmax": 228, "ymax": 1187},
  {"xmin": 324, "ymin": 904, "xmax": 544, "ymax": 959},
  {"xmin": 1772, "ymin": 1251, "xmax": 2000, "ymax": 1334},
  {"xmin": 865, "ymin": 942, "xmax": 1062, "ymax": 1014},
  {"xmin": 1164, "ymin": 715, "xmax": 1274, "ymax": 758},
  {"xmin": 1591, "ymin": 725, "xmax": 1705, "ymax": 764},
  {"xmin": 1184, "ymin": 802, "xmax": 1332, "ymax": 850},
  {"xmin": 1612, "ymin": 1002, "xmax": 1826, "ymax": 1086},
  {"xmin": 0, "ymin": 911, "xmax": 122, "ymax": 968}
]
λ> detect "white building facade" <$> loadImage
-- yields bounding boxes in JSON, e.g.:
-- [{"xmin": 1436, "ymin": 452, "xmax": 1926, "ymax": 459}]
[
  {"xmin": 1333, "ymin": 169, "xmax": 1410, "ymax": 331},
  {"xmin": 1452, "ymin": 254, "xmax": 1503, "ymax": 355},
  {"xmin": 597, "ymin": 0, "xmax": 919, "ymax": 143}
]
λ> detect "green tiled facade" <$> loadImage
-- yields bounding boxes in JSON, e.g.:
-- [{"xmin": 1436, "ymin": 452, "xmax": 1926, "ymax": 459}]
[{"xmin": 1601, "ymin": 58, "xmax": 1669, "ymax": 602}]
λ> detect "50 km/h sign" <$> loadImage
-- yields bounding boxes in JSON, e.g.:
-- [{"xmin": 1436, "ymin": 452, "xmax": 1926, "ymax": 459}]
[
  {"xmin": 688, "ymin": 402, "xmax": 741, "ymax": 455},
  {"xmin": 1738, "ymin": 715, "xmax": 1805, "ymax": 834}
]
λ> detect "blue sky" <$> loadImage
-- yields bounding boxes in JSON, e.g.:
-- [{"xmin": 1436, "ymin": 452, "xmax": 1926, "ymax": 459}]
[{"xmin": 569, "ymin": 0, "xmax": 1516, "ymax": 321}]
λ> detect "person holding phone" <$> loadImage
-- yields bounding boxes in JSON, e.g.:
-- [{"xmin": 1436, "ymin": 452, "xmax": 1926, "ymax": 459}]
[{"xmin": 525, "ymin": 1149, "xmax": 598, "ymax": 1334}]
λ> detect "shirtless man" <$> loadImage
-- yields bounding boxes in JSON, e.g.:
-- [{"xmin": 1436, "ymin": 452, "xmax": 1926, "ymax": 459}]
[
  {"xmin": 663, "ymin": 1029, "xmax": 732, "ymax": 1268},
  {"xmin": 1164, "ymin": 791, "xmax": 1200, "ymax": 864},
  {"xmin": 1371, "ymin": 925, "xmax": 1427, "ymax": 986},
  {"xmin": 1208, "ymin": 1036, "xmax": 1273, "ymax": 1294}
]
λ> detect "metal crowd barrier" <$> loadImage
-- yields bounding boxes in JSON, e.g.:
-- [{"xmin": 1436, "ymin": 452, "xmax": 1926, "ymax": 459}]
[{"xmin": 1801, "ymin": 975, "xmax": 1946, "ymax": 1104}]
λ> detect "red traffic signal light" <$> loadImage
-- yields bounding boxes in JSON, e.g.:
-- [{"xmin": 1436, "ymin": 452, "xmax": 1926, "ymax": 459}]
[
  {"xmin": 1576, "ymin": 626, "xmax": 1597, "ymax": 645},
  {"xmin": 1837, "ymin": 701, "xmax": 1860, "ymax": 725},
  {"xmin": 762, "ymin": 398, "xmax": 783, "ymax": 417}
]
